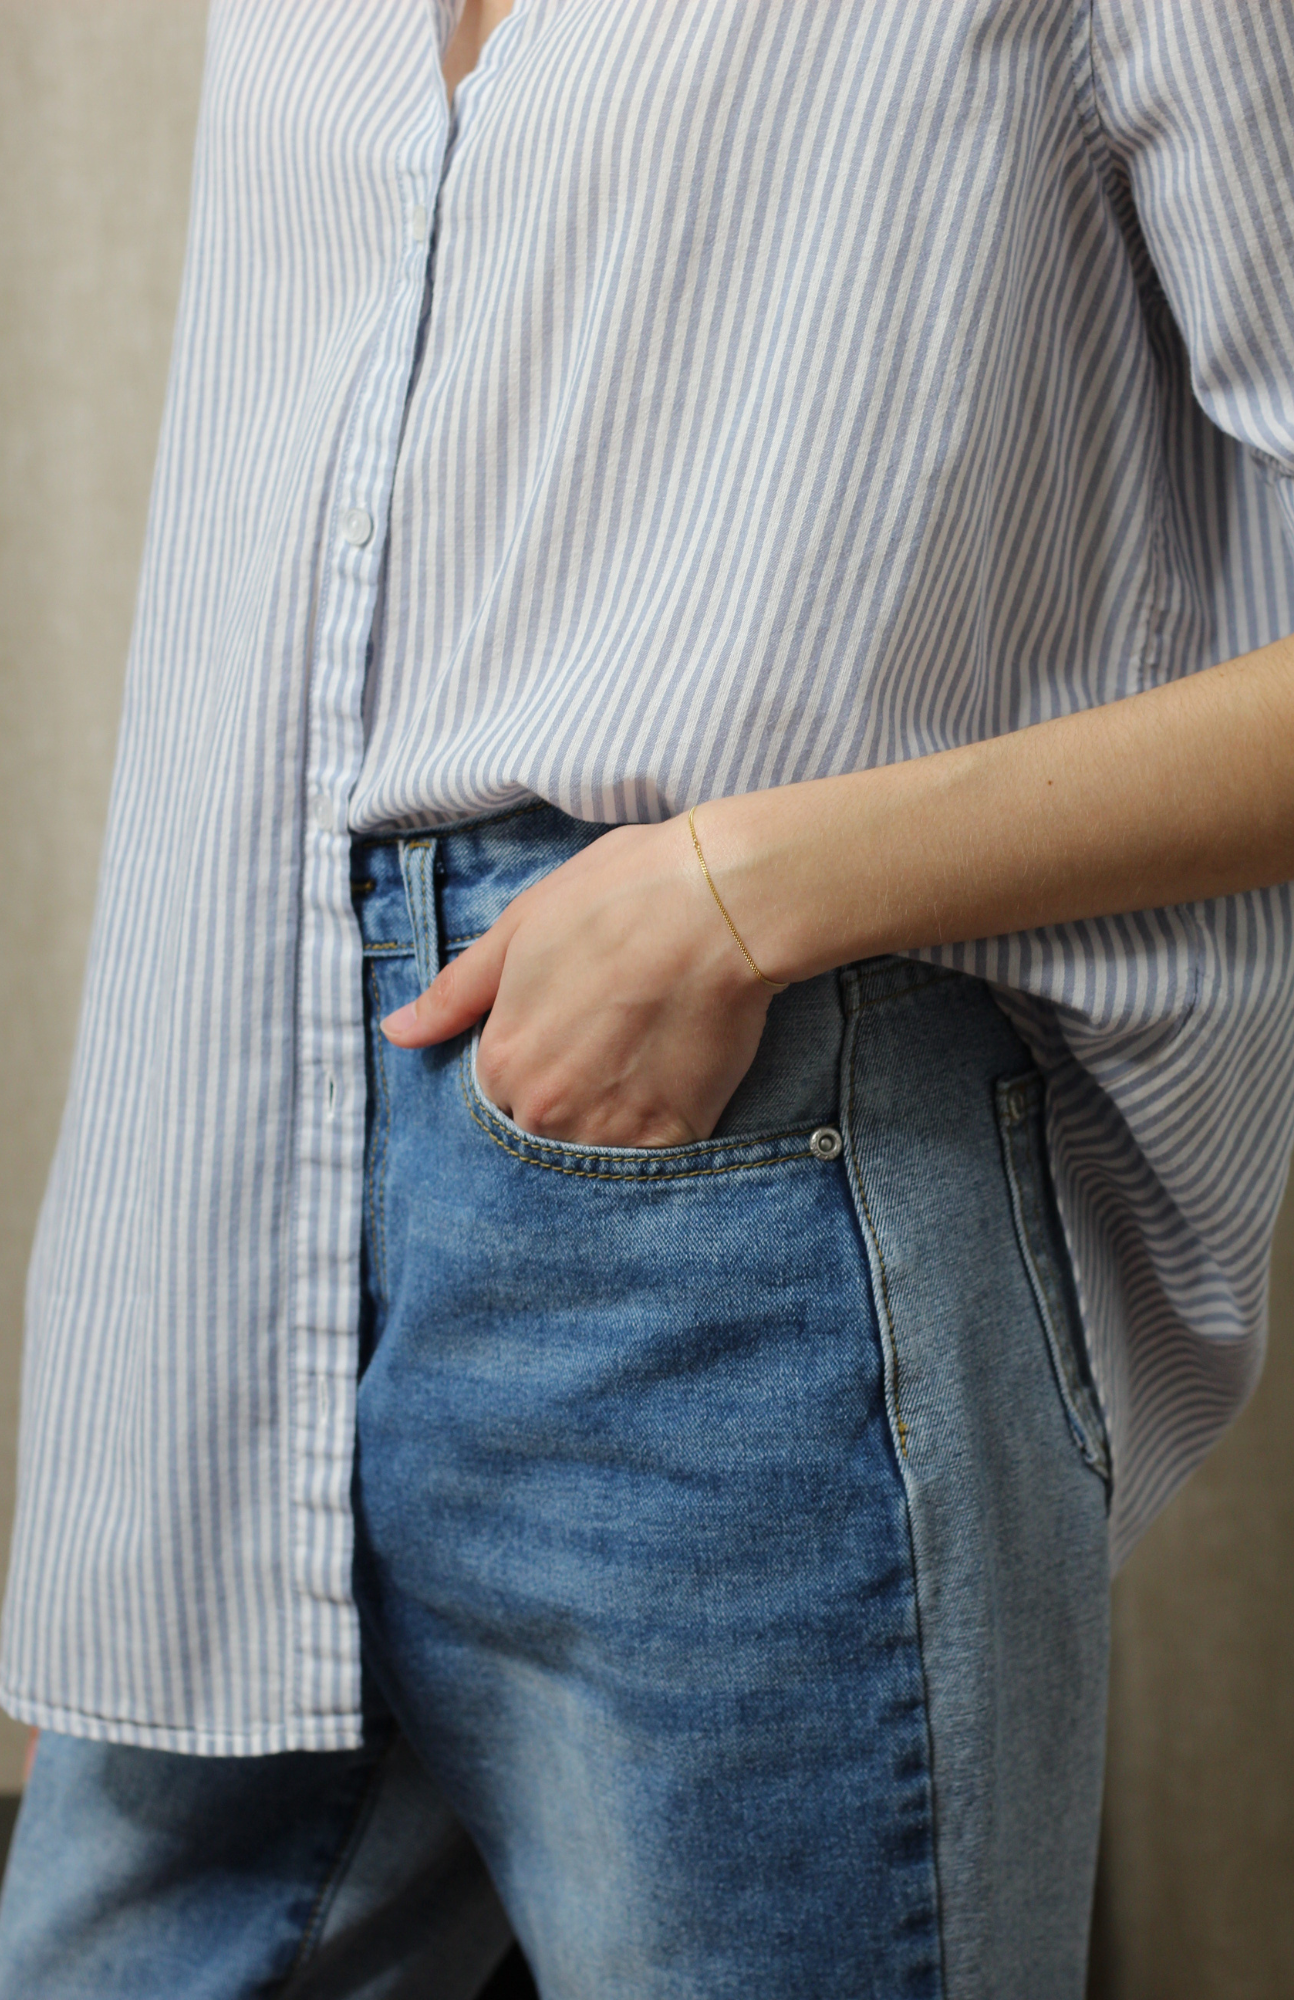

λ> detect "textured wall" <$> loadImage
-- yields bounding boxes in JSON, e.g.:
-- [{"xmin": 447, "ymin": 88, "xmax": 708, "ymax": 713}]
[
  {"xmin": 1089, "ymin": 1200, "xmax": 1294, "ymax": 1999},
  {"xmin": 0, "ymin": 0, "xmax": 211, "ymax": 1788},
  {"xmin": 0, "ymin": 7, "xmax": 1291, "ymax": 1990}
]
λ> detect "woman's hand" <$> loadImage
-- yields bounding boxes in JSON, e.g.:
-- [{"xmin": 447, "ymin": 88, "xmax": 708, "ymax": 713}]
[
  {"xmin": 379, "ymin": 813, "xmax": 775, "ymax": 1147},
  {"xmin": 380, "ymin": 625, "xmax": 1294, "ymax": 1148}
]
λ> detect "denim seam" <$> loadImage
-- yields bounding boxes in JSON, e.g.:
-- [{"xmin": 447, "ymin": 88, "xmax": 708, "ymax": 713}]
[
  {"xmin": 366, "ymin": 962, "xmax": 394, "ymax": 1302},
  {"xmin": 281, "ymin": 1747, "xmax": 391, "ymax": 1982},
  {"xmin": 840, "ymin": 963, "xmax": 959, "ymax": 1016},
  {"xmin": 459, "ymin": 1053, "xmax": 816, "ymax": 1181},
  {"xmin": 841, "ymin": 1036, "xmax": 908, "ymax": 1458},
  {"xmin": 837, "ymin": 1016, "xmax": 945, "ymax": 1989},
  {"xmin": 996, "ymin": 1075, "xmax": 1111, "ymax": 1480}
]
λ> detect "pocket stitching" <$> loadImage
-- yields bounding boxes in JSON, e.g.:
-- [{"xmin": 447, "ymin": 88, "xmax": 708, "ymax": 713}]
[
  {"xmin": 841, "ymin": 1033, "xmax": 909, "ymax": 1459},
  {"xmin": 366, "ymin": 961, "xmax": 395, "ymax": 1302},
  {"xmin": 459, "ymin": 1046, "xmax": 817, "ymax": 1181},
  {"xmin": 995, "ymin": 1072, "xmax": 1111, "ymax": 1481}
]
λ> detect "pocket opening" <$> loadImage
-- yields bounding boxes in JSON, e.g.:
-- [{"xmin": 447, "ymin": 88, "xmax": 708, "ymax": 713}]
[
  {"xmin": 461, "ymin": 1031, "xmax": 822, "ymax": 1181},
  {"xmin": 995, "ymin": 1072, "xmax": 1111, "ymax": 1482}
]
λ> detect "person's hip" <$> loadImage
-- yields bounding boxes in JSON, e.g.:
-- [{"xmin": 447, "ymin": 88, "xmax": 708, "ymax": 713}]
[{"xmin": 350, "ymin": 799, "xmax": 1110, "ymax": 2000}]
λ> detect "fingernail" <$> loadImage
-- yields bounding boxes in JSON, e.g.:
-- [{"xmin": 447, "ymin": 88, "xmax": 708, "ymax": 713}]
[{"xmin": 379, "ymin": 1001, "xmax": 419, "ymax": 1040}]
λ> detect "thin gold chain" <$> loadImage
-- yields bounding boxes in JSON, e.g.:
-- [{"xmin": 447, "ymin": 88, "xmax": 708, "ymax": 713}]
[{"xmin": 688, "ymin": 806, "xmax": 789, "ymax": 992}]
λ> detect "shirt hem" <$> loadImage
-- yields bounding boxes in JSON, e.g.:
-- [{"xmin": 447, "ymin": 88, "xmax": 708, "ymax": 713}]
[{"xmin": 0, "ymin": 1684, "xmax": 365, "ymax": 1758}]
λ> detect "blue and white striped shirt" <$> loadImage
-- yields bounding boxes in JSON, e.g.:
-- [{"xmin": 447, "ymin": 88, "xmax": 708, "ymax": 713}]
[{"xmin": 5, "ymin": 0, "xmax": 1294, "ymax": 1755}]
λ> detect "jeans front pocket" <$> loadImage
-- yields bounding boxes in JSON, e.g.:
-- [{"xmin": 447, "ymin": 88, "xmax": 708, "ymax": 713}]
[
  {"xmin": 460, "ymin": 1030, "xmax": 828, "ymax": 1183},
  {"xmin": 459, "ymin": 967, "xmax": 848, "ymax": 1181},
  {"xmin": 995, "ymin": 1070, "xmax": 1111, "ymax": 1481}
]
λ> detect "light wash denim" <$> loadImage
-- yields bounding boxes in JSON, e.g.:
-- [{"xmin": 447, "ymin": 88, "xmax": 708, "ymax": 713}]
[{"xmin": 0, "ymin": 802, "xmax": 1110, "ymax": 1998}]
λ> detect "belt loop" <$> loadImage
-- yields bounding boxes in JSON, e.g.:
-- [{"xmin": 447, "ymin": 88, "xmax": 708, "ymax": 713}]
[{"xmin": 397, "ymin": 838, "xmax": 440, "ymax": 992}]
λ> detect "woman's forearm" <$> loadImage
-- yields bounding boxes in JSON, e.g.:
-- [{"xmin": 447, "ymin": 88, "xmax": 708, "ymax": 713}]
[
  {"xmin": 390, "ymin": 632, "xmax": 1294, "ymax": 1147},
  {"xmin": 699, "ymin": 633, "xmax": 1294, "ymax": 985}
]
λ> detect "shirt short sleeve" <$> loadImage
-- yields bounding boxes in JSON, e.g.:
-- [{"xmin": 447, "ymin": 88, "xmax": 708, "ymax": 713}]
[{"xmin": 1090, "ymin": 1, "xmax": 1294, "ymax": 543}]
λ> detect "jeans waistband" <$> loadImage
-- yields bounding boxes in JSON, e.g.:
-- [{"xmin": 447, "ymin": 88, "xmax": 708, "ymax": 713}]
[
  {"xmin": 352, "ymin": 802, "xmax": 602, "ymax": 976},
  {"xmin": 350, "ymin": 799, "xmax": 957, "ymax": 1017}
]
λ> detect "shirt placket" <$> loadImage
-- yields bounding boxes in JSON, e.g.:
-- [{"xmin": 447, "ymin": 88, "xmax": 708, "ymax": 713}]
[{"xmin": 288, "ymin": 60, "xmax": 451, "ymax": 1743}]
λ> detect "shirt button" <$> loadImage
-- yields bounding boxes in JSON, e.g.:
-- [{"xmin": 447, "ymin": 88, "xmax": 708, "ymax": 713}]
[
  {"xmin": 342, "ymin": 506, "xmax": 373, "ymax": 546},
  {"xmin": 313, "ymin": 794, "xmax": 334, "ymax": 831}
]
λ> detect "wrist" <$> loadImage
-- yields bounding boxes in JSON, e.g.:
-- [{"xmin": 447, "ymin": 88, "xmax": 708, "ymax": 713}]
[
  {"xmin": 686, "ymin": 780, "xmax": 882, "ymax": 985},
  {"xmin": 686, "ymin": 805, "xmax": 790, "ymax": 992}
]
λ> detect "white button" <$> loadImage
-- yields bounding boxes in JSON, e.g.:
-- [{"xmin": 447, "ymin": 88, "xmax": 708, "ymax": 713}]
[
  {"xmin": 411, "ymin": 203, "xmax": 429, "ymax": 244},
  {"xmin": 313, "ymin": 794, "xmax": 334, "ymax": 831},
  {"xmin": 342, "ymin": 506, "xmax": 373, "ymax": 546}
]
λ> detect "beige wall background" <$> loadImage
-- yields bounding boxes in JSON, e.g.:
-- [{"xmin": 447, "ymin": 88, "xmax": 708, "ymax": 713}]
[{"xmin": 1, "ymin": 6, "xmax": 1291, "ymax": 1992}]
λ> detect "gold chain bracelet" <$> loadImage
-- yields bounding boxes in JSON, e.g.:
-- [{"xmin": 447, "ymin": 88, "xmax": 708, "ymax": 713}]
[{"xmin": 688, "ymin": 805, "xmax": 789, "ymax": 992}]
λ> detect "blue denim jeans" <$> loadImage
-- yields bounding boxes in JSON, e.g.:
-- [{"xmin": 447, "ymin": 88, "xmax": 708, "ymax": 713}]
[{"xmin": 0, "ymin": 803, "xmax": 1111, "ymax": 1999}]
